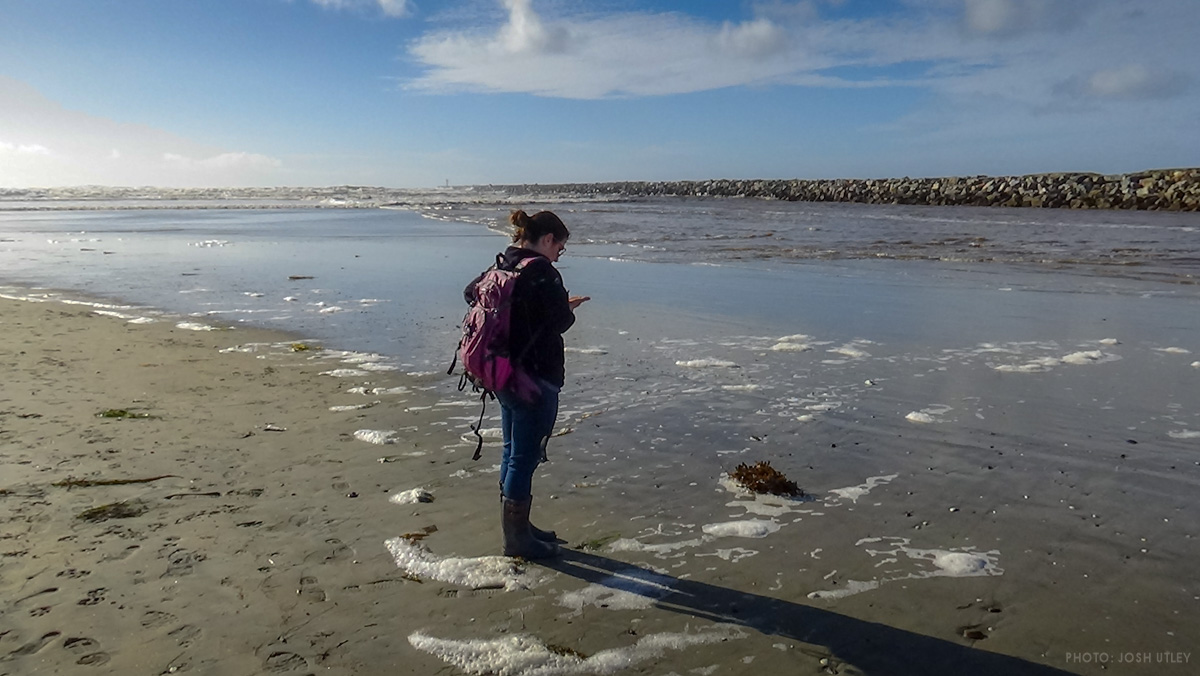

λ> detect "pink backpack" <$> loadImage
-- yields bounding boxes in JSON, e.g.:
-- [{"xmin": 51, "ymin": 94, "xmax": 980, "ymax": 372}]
[{"xmin": 449, "ymin": 255, "xmax": 541, "ymax": 458}]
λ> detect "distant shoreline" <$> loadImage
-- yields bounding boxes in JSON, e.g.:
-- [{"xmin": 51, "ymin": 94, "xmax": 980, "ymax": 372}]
[{"xmin": 2, "ymin": 168, "xmax": 1197, "ymax": 211}]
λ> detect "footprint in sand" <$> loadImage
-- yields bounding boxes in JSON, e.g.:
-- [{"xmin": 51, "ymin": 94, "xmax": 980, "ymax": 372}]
[
  {"xmin": 76, "ymin": 588, "xmax": 106, "ymax": 606},
  {"xmin": 141, "ymin": 610, "xmax": 177, "ymax": 629},
  {"xmin": 263, "ymin": 650, "xmax": 309, "ymax": 673},
  {"xmin": 63, "ymin": 637, "xmax": 111, "ymax": 667},
  {"xmin": 168, "ymin": 624, "xmax": 202, "ymax": 648},
  {"xmin": 100, "ymin": 544, "xmax": 139, "ymax": 562},
  {"xmin": 164, "ymin": 549, "xmax": 205, "ymax": 577},
  {"xmin": 298, "ymin": 576, "xmax": 327, "ymax": 603},
  {"xmin": 5, "ymin": 631, "xmax": 62, "ymax": 659}
]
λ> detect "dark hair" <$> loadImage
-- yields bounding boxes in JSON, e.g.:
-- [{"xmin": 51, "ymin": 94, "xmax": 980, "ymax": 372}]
[{"xmin": 510, "ymin": 209, "xmax": 569, "ymax": 244}]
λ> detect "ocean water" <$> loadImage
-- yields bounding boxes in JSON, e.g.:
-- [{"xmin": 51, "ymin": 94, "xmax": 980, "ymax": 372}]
[{"xmin": 3, "ymin": 197, "xmax": 1200, "ymax": 631}]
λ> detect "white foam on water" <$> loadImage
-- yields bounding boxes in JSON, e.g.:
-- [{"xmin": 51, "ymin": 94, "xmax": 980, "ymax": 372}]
[
  {"xmin": 700, "ymin": 520, "xmax": 781, "ymax": 538},
  {"xmin": 675, "ymin": 358, "xmax": 738, "ymax": 368},
  {"xmin": 1061, "ymin": 350, "xmax": 1120, "ymax": 365},
  {"xmin": 127, "ymin": 316, "xmax": 156, "ymax": 324},
  {"xmin": 461, "ymin": 427, "xmax": 503, "ymax": 444},
  {"xmin": 93, "ymin": 309, "xmax": 136, "ymax": 320},
  {"xmin": 175, "ymin": 321, "xmax": 218, "ymax": 331},
  {"xmin": 609, "ymin": 537, "xmax": 708, "ymax": 557},
  {"xmin": 796, "ymin": 414, "xmax": 815, "ymax": 422},
  {"xmin": 385, "ymin": 538, "xmax": 539, "ymax": 591},
  {"xmin": 243, "ymin": 292, "xmax": 264, "ymax": 298},
  {"xmin": 722, "ymin": 384, "xmax": 761, "ymax": 392},
  {"xmin": 329, "ymin": 401, "xmax": 379, "ymax": 412},
  {"xmin": 770, "ymin": 342, "xmax": 811, "ymax": 352},
  {"xmin": 1155, "ymin": 347, "xmax": 1191, "ymax": 354},
  {"xmin": 389, "ymin": 488, "xmax": 433, "ymax": 504},
  {"xmin": 993, "ymin": 356, "xmax": 1060, "ymax": 373},
  {"xmin": 219, "ymin": 342, "xmax": 273, "ymax": 354},
  {"xmin": 808, "ymin": 537, "xmax": 1002, "ymax": 601},
  {"xmin": 777, "ymin": 333, "xmax": 811, "ymax": 342},
  {"xmin": 557, "ymin": 567, "xmax": 676, "ymax": 616},
  {"xmin": 1168, "ymin": 430, "xmax": 1200, "ymax": 439},
  {"xmin": 319, "ymin": 305, "xmax": 344, "ymax": 314},
  {"xmin": 807, "ymin": 402, "xmax": 841, "ymax": 412},
  {"xmin": 321, "ymin": 368, "xmax": 369, "ymax": 377},
  {"xmin": 702, "ymin": 548, "xmax": 759, "ymax": 563},
  {"xmin": 828, "ymin": 474, "xmax": 899, "ymax": 504},
  {"xmin": 190, "ymin": 240, "xmax": 229, "ymax": 247},
  {"xmin": 284, "ymin": 296, "xmax": 299, "ymax": 302},
  {"xmin": 905, "ymin": 405, "xmax": 951, "ymax": 423},
  {"xmin": 1099, "ymin": 338, "xmax": 1120, "ymax": 345},
  {"xmin": 718, "ymin": 477, "xmax": 812, "ymax": 517},
  {"xmin": 565, "ymin": 347, "xmax": 609, "ymax": 355},
  {"xmin": 360, "ymin": 362, "xmax": 399, "ymax": 371},
  {"xmin": 807, "ymin": 579, "xmax": 881, "ymax": 600},
  {"xmin": 829, "ymin": 343, "xmax": 871, "ymax": 359},
  {"xmin": 354, "ymin": 429, "xmax": 397, "ymax": 445},
  {"xmin": 408, "ymin": 625, "xmax": 743, "ymax": 676},
  {"xmin": 347, "ymin": 386, "xmax": 409, "ymax": 395},
  {"xmin": 1192, "ymin": 361, "xmax": 1200, "ymax": 368}
]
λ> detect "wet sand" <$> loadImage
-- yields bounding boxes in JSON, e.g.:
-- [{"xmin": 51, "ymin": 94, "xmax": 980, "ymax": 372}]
[{"xmin": 1, "ymin": 293, "xmax": 1197, "ymax": 676}]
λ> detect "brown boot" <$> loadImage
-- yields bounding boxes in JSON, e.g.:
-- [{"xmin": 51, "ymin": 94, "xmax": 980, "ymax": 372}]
[
  {"xmin": 502, "ymin": 497, "xmax": 559, "ymax": 559},
  {"xmin": 500, "ymin": 492, "xmax": 556, "ymax": 541}
]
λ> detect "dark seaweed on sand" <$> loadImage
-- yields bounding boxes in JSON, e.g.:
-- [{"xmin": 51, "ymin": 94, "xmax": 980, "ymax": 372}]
[
  {"xmin": 76, "ymin": 500, "xmax": 148, "ymax": 522},
  {"xmin": 729, "ymin": 461, "xmax": 805, "ymax": 497}
]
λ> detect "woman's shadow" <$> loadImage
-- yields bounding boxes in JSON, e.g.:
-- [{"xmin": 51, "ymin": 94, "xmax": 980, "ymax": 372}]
[{"xmin": 543, "ymin": 549, "xmax": 1073, "ymax": 676}]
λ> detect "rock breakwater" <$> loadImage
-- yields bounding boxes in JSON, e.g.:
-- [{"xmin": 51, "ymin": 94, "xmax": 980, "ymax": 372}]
[{"xmin": 500, "ymin": 168, "xmax": 1200, "ymax": 211}]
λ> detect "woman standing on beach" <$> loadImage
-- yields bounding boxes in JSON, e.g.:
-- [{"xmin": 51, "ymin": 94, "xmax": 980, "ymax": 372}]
[{"xmin": 464, "ymin": 210, "xmax": 589, "ymax": 559}]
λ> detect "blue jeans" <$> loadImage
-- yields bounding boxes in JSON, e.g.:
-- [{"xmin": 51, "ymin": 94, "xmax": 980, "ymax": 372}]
[{"xmin": 496, "ymin": 379, "xmax": 560, "ymax": 500}]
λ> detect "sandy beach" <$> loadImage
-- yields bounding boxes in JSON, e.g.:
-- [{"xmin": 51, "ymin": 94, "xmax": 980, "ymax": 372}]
[{"xmin": 1, "ymin": 281, "xmax": 1196, "ymax": 676}]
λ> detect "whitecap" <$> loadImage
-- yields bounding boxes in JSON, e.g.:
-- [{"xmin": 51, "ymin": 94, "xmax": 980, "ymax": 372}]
[{"xmin": 1168, "ymin": 430, "xmax": 1200, "ymax": 439}]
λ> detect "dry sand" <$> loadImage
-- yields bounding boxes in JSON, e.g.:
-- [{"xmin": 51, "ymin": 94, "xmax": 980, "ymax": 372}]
[{"xmin": 1, "ymin": 295, "xmax": 1194, "ymax": 676}]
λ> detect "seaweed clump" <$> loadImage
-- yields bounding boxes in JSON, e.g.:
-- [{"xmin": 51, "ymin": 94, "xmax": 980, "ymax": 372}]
[{"xmin": 729, "ymin": 461, "xmax": 805, "ymax": 497}]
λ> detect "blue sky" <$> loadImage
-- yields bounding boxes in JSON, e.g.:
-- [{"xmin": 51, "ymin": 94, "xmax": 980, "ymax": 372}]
[{"xmin": 1, "ymin": 0, "xmax": 1197, "ymax": 188}]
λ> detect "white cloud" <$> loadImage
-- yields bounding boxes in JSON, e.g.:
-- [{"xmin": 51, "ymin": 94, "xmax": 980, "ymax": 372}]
[
  {"xmin": 164, "ymin": 152, "xmax": 283, "ymax": 170},
  {"xmin": 0, "ymin": 140, "xmax": 53, "ymax": 156},
  {"xmin": 406, "ymin": 0, "xmax": 1200, "ymax": 117},
  {"xmin": 1059, "ymin": 64, "xmax": 1190, "ymax": 101},
  {"xmin": 311, "ymin": 0, "xmax": 412, "ymax": 18},
  {"xmin": 962, "ymin": 0, "xmax": 1089, "ymax": 37},
  {"xmin": 0, "ymin": 76, "xmax": 285, "ymax": 188},
  {"xmin": 410, "ymin": 2, "xmax": 821, "ymax": 98},
  {"xmin": 716, "ymin": 18, "xmax": 789, "ymax": 59}
]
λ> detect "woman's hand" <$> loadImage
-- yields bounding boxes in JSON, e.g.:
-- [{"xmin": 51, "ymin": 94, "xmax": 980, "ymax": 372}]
[{"xmin": 568, "ymin": 295, "xmax": 591, "ymax": 310}]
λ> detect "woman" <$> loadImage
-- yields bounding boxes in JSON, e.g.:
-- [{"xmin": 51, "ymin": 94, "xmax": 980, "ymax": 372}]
[{"xmin": 464, "ymin": 209, "xmax": 589, "ymax": 559}]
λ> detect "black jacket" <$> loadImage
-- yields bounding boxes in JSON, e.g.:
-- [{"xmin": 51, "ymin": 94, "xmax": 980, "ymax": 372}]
[{"xmin": 464, "ymin": 246, "xmax": 575, "ymax": 388}]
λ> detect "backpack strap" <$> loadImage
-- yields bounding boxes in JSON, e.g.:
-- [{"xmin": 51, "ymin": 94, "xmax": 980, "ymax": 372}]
[{"xmin": 470, "ymin": 390, "xmax": 489, "ymax": 460}]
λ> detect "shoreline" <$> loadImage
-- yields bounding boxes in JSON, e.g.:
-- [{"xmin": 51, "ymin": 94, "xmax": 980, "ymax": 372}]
[{"xmin": 2, "ymin": 167, "xmax": 1198, "ymax": 211}]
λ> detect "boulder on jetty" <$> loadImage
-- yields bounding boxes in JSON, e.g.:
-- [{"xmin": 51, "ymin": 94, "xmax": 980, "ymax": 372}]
[{"xmin": 496, "ymin": 168, "xmax": 1200, "ymax": 211}]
